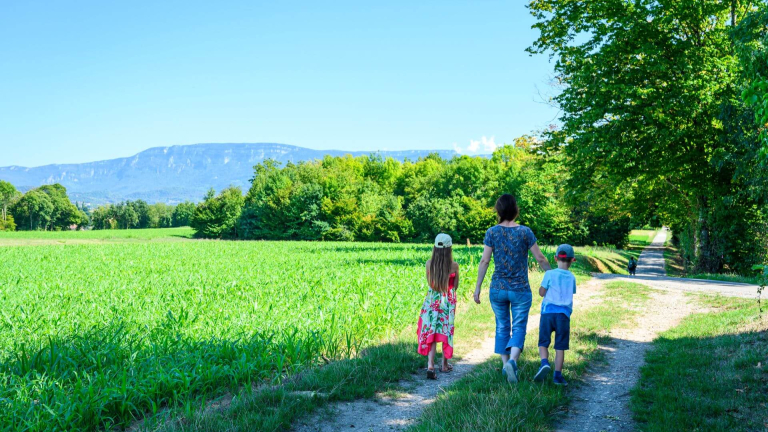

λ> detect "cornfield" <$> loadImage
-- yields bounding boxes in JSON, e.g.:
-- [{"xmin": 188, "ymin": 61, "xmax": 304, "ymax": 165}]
[{"xmin": 0, "ymin": 239, "xmax": 480, "ymax": 431}]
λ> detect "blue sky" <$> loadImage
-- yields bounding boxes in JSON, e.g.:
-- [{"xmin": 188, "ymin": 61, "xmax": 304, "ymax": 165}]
[{"xmin": 0, "ymin": 1, "xmax": 558, "ymax": 167}]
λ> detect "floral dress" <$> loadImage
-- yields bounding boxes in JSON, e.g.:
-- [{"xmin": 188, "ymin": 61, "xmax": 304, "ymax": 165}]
[{"xmin": 417, "ymin": 273, "xmax": 457, "ymax": 358}]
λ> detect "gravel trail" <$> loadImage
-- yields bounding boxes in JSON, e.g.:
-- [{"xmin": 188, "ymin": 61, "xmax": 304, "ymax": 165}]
[{"xmin": 553, "ymin": 288, "xmax": 695, "ymax": 432}]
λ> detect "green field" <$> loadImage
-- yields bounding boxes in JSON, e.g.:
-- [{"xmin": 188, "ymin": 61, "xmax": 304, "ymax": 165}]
[
  {"xmin": 0, "ymin": 229, "xmax": 634, "ymax": 431},
  {"xmin": 0, "ymin": 239, "xmax": 437, "ymax": 430},
  {"xmin": 628, "ymin": 230, "xmax": 658, "ymax": 247},
  {"xmin": 0, "ymin": 227, "xmax": 195, "ymax": 244}
]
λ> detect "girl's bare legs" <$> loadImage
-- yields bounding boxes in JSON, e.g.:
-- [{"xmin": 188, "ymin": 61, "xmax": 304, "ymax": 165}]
[
  {"xmin": 441, "ymin": 343, "xmax": 450, "ymax": 370},
  {"xmin": 427, "ymin": 343, "xmax": 437, "ymax": 370}
]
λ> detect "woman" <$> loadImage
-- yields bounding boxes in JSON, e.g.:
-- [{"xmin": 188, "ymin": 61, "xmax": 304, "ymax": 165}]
[{"xmin": 473, "ymin": 194, "xmax": 552, "ymax": 383}]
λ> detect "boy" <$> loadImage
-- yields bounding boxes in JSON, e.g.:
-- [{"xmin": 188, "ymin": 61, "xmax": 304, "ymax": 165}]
[{"xmin": 534, "ymin": 244, "xmax": 577, "ymax": 386}]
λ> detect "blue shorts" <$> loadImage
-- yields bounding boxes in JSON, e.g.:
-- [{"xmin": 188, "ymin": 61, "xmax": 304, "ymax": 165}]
[{"xmin": 538, "ymin": 313, "xmax": 570, "ymax": 350}]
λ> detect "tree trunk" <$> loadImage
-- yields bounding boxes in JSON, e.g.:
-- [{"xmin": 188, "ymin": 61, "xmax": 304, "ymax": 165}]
[{"xmin": 695, "ymin": 196, "xmax": 722, "ymax": 273}]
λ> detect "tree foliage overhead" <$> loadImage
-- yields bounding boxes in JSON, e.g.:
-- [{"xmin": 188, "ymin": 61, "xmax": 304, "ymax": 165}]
[{"xmin": 528, "ymin": 0, "xmax": 768, "ymax": 274}]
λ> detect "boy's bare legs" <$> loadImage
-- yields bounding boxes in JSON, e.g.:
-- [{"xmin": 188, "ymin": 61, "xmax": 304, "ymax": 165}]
[
  {"xmin": 540, "ymin": 347, "xmax": 565, "ymax": 371},
  {"xmin": 427, "ymin": 343, "xmax": 437, "ymax": 370},
  {"xmin": 539, "ymin": 346, "xmax": 549, "ymax": 361},
  {"xmin": 555, "ymin": 349, "xmax": 565, "ymax": 372}
]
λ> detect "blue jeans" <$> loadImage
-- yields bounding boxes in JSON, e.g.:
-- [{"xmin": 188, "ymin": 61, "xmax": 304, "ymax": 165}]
[{"xmin": 489, "ymin": 288, "xmax": 532, "ymax": 354}]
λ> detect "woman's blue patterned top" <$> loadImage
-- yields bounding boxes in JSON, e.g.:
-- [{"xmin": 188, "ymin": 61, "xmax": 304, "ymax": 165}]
[{"xmin": 483, "ymin": 224, "xmax": 538, "ymax": 292}]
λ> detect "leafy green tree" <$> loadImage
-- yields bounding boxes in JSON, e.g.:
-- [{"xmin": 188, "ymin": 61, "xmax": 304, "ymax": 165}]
[
  {"xmin": 191, "ymin": 187, "xmax": 245, "ymax": 238},
  {"xmin": 528, "ymin": 0, "xmax": 765, "ymax": 272},
  {"xmin": 131, "ymin": 200, "xmax": 152, "ymax": 228},
  {"xmin": 148, "ymin": 203, "xmax": 173, "ymax": 228},
  {"xmin": 118, "ymin": 202, "xmax": 139, "ymax": 229},
  {"xmin": 172, "ymin": 201, "xmax": 196, "ymax": 227},
  {"xmin": 91, "ymin": 205, "xmax": 117, "ymax": 230},
  {"xmin": 0, "ymin": 213, "xmax": 16, "ymax": 231},
  {"xmin": 0, "ymin": 180, "xmax": 20, "ymax": 226},
  {"xmin": 12, "ymin": 189, "xmax": 54, "ymax": 230},
  {"xmin": 37, "ymin": 184, "xmax": 85, "ymax": 230}
]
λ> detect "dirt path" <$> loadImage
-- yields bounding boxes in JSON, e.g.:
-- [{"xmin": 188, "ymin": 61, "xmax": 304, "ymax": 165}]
[
  {"xmin": 596, "ymin": 230, "xmax": 760, "ymax": 299},
  {"xmin": 554, "ymin": 230, "xmax": 710, "ymax": 432},
  {"xmin": 554, "ymin": 288, "xmax": 696, "ymax": 432},
  {"xmin": 293, "ymin": 281, "xmax": 605, "ymax": 432}
]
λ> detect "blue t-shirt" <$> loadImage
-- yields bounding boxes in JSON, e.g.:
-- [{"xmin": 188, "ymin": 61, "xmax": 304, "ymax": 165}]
[
  {"xmin": 540, "ymin": 269, "xmax": 577, "ymax": 317},
  {"xmin": 483, "ymin": 225, "xmax": 538, "ymax": 292}
]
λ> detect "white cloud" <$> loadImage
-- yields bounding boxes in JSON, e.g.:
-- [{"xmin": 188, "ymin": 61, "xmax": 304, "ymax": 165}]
[
  {"xmin": 454, "ymin": 136, "xmax": 497, "ymax": 154},
  {"xmin": 468, "ymin": 139, "xmax": 480, "ymax": 152}
]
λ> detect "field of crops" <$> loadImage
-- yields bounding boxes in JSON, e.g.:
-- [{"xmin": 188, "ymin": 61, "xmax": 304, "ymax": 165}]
[
  {"xmin": 0, "ymin": 227, "xmax": 194, "ymax": 244},
  {"xmin": 0, "ymin": 237, "xmax": 479, "ymax": 430},
  {"xmin": 0, "ymin": 228, "xmax": 636, "ymax": 431}
]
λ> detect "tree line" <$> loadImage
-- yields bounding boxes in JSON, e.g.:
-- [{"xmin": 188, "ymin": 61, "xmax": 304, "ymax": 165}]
[
  {"xmin": 0, "ymin": 180, "xmax": 195, "ymax": 232},
  {"xmin": 189, "ymin": 139, "xmax": 636, "ymax": 248},
  {"xmin": 91, "ymin": 201, "xmax": 195, "ymax": 230},
  {"xmin": 0, "ymin": 181, "xmax": 87, "ymax": 231}
]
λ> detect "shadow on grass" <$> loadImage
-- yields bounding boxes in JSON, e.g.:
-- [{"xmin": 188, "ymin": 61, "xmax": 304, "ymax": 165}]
[
  {"xmin": 157, "ymin": 341, "xmax": 424, "ymax": 432},
  {"xmin": 631, "ymin": 304, "xmax": 768, "ymax": 432},
  {"xmin": 0, "ymin": 320, "xmax": 338, "ymax": 431}
]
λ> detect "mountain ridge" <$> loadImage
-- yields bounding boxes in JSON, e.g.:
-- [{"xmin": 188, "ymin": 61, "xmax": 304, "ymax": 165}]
[{"xmin": 0, "ymin": 143, "xmax": 458, "ymax": 204}]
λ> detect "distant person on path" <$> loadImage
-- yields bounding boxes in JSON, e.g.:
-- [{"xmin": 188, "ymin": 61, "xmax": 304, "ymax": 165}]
[
  {"xmin": 534, "ymin": 244, "xmax": 577, "ymax": 386},
  {"xmin": 628, "ymin": 257, "xmax": 638, "ymax": 276},
  {"xmin": 417, "ymin": 233, "xmax": 459, "ymax": 380},
  {"xmin": 474, "ymin": 194, "xmax": 552, "ymax": 383}
]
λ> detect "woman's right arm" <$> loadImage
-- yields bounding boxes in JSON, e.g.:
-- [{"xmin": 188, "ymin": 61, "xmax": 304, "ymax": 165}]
[
  {"xmin": 530, "ymin": 243, "xmax": 553, "ymax": 271},
  {"xmin": 474, "ymin": 245, "xmax": 493, "ymax": 304}
]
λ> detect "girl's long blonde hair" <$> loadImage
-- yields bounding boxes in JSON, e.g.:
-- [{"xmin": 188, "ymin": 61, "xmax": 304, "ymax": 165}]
[{"xmin": 428, "ymin": 246, "xmax": 453, "ymax": 293}]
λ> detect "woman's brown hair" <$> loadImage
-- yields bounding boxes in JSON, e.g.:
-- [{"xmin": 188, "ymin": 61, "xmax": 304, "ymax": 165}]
[
  {"xmin": 428, "ymin": 246, "xmax": 454, "ymax": 293},
  {"xmin": 495, "ymin": 194, "xmax": 519, "ymax": 223}
]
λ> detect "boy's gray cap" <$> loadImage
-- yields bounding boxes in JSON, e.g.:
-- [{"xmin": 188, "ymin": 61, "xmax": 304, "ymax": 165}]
[
  {"xmin": 556, "ymin": 244, "xmax": 575, "ymax": 259},
  {"xmin": 434, "ymin": 233, "xmax": 453, "ymax": 248}
]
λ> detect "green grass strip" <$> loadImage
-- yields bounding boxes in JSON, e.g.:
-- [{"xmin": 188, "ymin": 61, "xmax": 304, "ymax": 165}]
[{"xmin": 631, "ymin": 296, "xmax": 768, "ymax": 431}]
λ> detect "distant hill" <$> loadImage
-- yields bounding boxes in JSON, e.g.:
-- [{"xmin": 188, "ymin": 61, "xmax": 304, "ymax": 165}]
[{"xmin": 0, "ymin": 143, "xmax": 457, "ymax": 204}]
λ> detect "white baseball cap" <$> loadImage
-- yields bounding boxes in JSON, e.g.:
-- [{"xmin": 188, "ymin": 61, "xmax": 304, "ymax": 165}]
[{"xmin": 434, "ymin": 233, "xmax": 453, "ymax": 248}]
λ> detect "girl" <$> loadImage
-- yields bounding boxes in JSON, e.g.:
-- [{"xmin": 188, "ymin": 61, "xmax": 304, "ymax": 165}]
[{"xmin": 417, "ymin": 233, "xmax": 460, "ymax": 379}]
